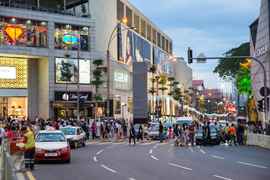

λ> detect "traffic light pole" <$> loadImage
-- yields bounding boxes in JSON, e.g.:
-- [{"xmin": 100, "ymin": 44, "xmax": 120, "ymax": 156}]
[{"xmin": 189, "ymin": 56, "xmax": 268, "ymax": 127}]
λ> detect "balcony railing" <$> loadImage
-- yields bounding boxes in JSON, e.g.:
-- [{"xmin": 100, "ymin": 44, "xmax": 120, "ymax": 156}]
[{"xmin": 0, "ymin": 1, "xmax": 90, "ymax": 18}]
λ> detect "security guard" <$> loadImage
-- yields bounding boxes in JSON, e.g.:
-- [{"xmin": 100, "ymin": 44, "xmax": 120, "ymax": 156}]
[{"xmin": 22, "ymin": 126, "xmax": 35, "ymax": 170}]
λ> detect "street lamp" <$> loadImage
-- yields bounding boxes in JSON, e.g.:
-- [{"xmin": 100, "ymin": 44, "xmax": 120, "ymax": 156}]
[{"xmin": 106, "ymin": 17, "xmax": 135, "ymax": 118}]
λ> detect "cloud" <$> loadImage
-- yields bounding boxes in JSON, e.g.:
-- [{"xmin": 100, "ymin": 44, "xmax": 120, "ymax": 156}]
[{"xmin": 129, "ymin": 0, "xmax": 261, "ymax": 88}]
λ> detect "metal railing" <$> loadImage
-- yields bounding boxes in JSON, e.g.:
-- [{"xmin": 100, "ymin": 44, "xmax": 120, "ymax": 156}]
[
  {"xmin": 1, "ymin": 139, "xmax": 20, "ymax": 180},
  {"xmin": 0, "ymin": 1, "xmax": 90, "ymax": 17}
]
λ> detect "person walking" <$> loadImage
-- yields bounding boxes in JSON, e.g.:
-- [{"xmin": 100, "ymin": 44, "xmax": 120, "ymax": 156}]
[
  {"xmin": 91, "ymin": 120, "xmax": 97, "ymax": 140},
  {"xmin": 22, "ymin": 126, "xmax": 35, "ymax": 170},
  {"xmin": 137, "ymin": 124, "xmax": 143, "ymax": 142},
  {"xmin": 159, "ymin": 122, "xmax": 164, "ymax": 143},
  {"xmin": 129, "ymin": 123, "xmax": 136, "ymax": 145},
  {"xmin": 228, "ymin": 124, "xmax": 237, "ymax": 146},
  {"xmin": 189, "ymin": 123, "xmax": 195, "ymax": 146}
]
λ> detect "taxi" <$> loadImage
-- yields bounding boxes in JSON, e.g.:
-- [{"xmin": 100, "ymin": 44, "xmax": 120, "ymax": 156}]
[
  {"xmin": 60, "ymin": 126, "xmax": 86, "ymax": 148},
  {"xmin": 35, "ymin": 130, "xmax": 71, "ymax": 163}
]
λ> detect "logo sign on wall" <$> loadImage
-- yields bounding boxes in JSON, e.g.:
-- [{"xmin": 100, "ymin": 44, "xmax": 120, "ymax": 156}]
[
  {"xmin": 0, "ymin": 66, "xmax": 16, "ymax": 79},
  {"xmin": 63, "ymin": 34, "xmax": 79, "ymax": 45}
]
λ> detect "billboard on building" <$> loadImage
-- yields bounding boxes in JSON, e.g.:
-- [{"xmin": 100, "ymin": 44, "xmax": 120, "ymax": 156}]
[{"xmin": 55, "ymin": 58, "xmax": 79, "ymax": 83}]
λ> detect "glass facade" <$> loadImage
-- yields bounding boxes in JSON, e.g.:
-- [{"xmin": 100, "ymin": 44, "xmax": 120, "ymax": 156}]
[
  {"xmin": 0, "ymin": 16, "xmax": 48, "ymax": 47},
  {"xmin": 54, "ymin": 23, "xmax": 89, "ymax": 51}
]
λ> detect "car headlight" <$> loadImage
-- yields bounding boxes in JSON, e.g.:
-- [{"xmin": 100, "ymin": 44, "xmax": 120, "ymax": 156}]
[{"xmin": 36, "ymin": 148, "xmax": 45, "ymax": 153}]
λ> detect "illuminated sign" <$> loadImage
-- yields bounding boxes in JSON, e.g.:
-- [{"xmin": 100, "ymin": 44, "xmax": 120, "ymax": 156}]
[
  {"xmin": 114, "ymin": 71, "xmax": 128, "ymax": 83},
  {"xmin": 62, "ymin": 34, "xmax": 79, "ymax": 45},
  {"xmin": 0, "ymin": 57, "xmax": 27, "ymax": 89},
  {"xmin": 0, "ymin": 67, "xmax": 16, "ymax": 79},
  {"xmin": 4, "ymin": 25, "xmax": 24, "ymax": 42},
  {"xmin": 79, "ymin": 60, "xmax": 90, "ymax": 84}
]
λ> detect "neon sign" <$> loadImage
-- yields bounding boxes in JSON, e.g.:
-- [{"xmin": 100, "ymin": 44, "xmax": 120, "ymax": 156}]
[
  {"xmin": 62, "ymin": 34, "xmax": 79, "ymax": 45},
  {"xmin": 4, "ymin": 25, "xmax": 24, "ymax": 42}
]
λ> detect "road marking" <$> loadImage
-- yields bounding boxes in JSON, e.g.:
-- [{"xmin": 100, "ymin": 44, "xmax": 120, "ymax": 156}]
[
  {"xmin": 26, "ymin": 171, "xmax": 36, "ymax": 180},
  {"xmin": 213, "ymin": 174, "xmax": 232, "ymax": 180},
  {"xmin": 237, "ymin": 161, "xmax": 268, "ymax": 169},
  {"xmin": 93, "ymin": 156, "xmax": 98, "ymax": 162},
  {"xmin": 150, "ymin": 155, "xmax": 159, "ymax": 161},
  {"xmin": 189, "ymin": 147, "xmax": 194, "ymax": 152},
  {"xmin": 153, "ymin": 144, "xmax": 158, "ymax": 149},
  {"xmin": 129, "ymin": 178, "xmax": 136, "ymax": 180},
  {"xmin": 168, "ymin": 163, "xmax": 192, "ymax": 171},
  {"xmin": 100, "ymin": 164, "xmax": 117, "ymax": 173},
  {"xmin": 200, "ymin": 149, "xmax": 206, "ymax": 154},
  {"xmin": 211, "ymin": 155, "xmax": 225, "ymax": 160},
  {"xmin": 96, "ymin": 149, "xmax": 104, "ymax": 155},
  {"xmin": 149, "ymin": 149, "xmax": 153, "ymax": 154}
]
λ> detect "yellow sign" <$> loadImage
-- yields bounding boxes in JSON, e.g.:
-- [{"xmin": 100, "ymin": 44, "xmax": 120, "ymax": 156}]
[
  {"xmin": 0, "ymin": 57, "xmax": 27, "ymax": 88},
  {"xmin": 4, "ymin": 25, "xmax": 24, "ymax": 42}
]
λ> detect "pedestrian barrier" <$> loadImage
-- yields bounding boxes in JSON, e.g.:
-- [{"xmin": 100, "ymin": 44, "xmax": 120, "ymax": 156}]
[
  {"xmin": 1, "ymin": 138, "xmax": 25, "ymax": 180},
  {"xmin": 247, "ymin": 133, "xmax": 270, "ymax": 149}
]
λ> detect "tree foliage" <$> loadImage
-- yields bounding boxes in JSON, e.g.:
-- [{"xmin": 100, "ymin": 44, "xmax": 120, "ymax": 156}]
[{"xmin": 213, "ymin": 42, "xmax": 250, "ymax": 80}]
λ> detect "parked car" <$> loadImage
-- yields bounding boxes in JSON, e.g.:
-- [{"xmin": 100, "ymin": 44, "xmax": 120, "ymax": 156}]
[
  {"xmin": 60, "ymin": 126, "xmax": 86, "ymax": 148},
  {"xmin": 195, "ymin": 125, "xmax": 220, "ymax": 145},
  {"xmin": 35, "ymin": 130, "xmax": 71, "ymax": 163}
]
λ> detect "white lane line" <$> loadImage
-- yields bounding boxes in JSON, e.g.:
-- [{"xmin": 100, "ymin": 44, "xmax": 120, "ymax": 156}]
[
  {"xmin": 200, "ymin": 149, "xmax": 206, "ymax": 154},
  {"xmin": 96, "ymin": 149, "xmax": 104, "ymax": 155},
  {"xmin": 211, "ymin": 155, "xmax": 225, "ymax": 160},
  {"xmin": 129, "ymin": 178, "xmax": 136, "ymax": 180},
  {"xmin": 149, "ymin": 149, "xmax": 153, "ymax": 154},
  {"xmin": 150, "ymin": 155, "xmax": 159, "ymax": 161},
  {"xmin": 168, "ymin": 163, "xmax": 192, "ymax": 171},
  {"xmin": 93, "ymin": 156, "xmax": 98, "ymax": 162},
  {"xmin": 153, "ymin": 144, "xmax": 158, "ymax": 149},
  {"xmin": 100, "ymin": 164, "xmax": 117, "ymax": 173},
  {"xmin": 213, "ymin": 174, "xmax": 232, "ymax": 180},
  {"xmin": 237, "ymin": 161, "xmax": 268, "ymax": 169},
  {"xmin": 170, "ymin": 144, "xmax": 174, "ymax": 146},
  {"xmin": 189, "ymin": 147, "xmax": 194, "ymax": 152}
]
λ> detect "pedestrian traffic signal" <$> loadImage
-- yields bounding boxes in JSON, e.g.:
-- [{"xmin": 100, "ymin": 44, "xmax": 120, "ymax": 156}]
[{"xmin": 187, "ymin": 47, "xmax": 193, "ymax": 64}]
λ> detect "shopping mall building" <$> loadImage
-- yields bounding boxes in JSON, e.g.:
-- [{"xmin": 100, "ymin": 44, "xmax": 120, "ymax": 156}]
[
  {"xmin": 0, "ymin": 0, "xmax": 192, "ymax": 122},
  {"xmin": 250, "ymin": 0, "xmax": 270, "ymax": 125}
]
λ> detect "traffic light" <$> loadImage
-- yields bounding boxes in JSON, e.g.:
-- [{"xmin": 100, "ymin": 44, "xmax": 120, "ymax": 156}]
[
  {"xmin": 258, "ymin": 99, "xmax": 264, "ymax": 112},
  {"xmin": 187, "ymin": 47, "xmax": 193, "ymax": 64}
]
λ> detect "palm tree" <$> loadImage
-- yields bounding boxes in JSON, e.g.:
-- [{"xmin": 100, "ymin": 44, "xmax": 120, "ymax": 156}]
[
  {"xmin": 167, "ymin": 77, "xmax": 175, "ymax": 96},
  {"xmin": 149, "ymin": 65, "xmax": 157, "ymax": 116},
  {"xmin": 158, "ymin": 74, "xmax": 168, "ymax": 116}
]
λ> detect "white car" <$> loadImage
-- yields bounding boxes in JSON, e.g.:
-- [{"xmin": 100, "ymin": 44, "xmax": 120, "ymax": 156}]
[
  {"xmin": 148, "ymin": 123, "xmax": 160, "ymax": 140},
  {"xmin": 35, "ymin": 130, "xmax": 71, "ymax": 163},
  {"xmin": 60, "ymin": 126, "xmax": 86, "ymax": 148}
]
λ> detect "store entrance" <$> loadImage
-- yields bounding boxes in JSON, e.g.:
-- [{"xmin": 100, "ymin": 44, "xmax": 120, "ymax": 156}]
[{"xmin": 0, "ymin": 97, "xmax": 28, "ymax": 120}]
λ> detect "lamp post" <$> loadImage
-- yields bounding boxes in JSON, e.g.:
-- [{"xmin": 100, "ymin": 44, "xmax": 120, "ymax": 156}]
[{"xmin": 106, "ymin": 17, "xmax": 135, "ymax": 118}]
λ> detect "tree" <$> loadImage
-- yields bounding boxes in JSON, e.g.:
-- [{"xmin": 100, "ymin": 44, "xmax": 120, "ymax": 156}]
[
  {"xmin": 91, "ymin": 59, "xmax": 105, "ymax": 101},
  {"xmin": 213, "ymin": 42, "xmax": 250, "ymax": 80}
]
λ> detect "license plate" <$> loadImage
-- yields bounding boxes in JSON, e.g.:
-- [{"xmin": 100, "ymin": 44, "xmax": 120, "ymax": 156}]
[{"xmin": 45, "ymin": 153, "xmax": 58, "ymax": 157}]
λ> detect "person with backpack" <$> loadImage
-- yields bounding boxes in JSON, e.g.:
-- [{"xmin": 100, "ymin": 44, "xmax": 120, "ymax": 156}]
[{"xmin": 228, "ymin": 124, "xmax": 237, "ymax": 146}]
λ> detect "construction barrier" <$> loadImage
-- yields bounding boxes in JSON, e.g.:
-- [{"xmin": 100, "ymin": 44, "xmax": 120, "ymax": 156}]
[{"xmin": 247, "ymin": 133, "xmax": 270, "ymax": 149}]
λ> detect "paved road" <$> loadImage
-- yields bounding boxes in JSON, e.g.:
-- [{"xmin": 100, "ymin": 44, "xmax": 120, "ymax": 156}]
[{"xmin": 32, "ymin": 141, "xmax": 270, "ymax": 180}]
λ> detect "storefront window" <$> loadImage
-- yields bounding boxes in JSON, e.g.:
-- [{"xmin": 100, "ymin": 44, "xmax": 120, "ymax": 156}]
[
  {"xmin": 54, "ymin": 24, "xmax": 89, "ymax": 51},
  {"xmin": 0, "ymin": 97, "xmax": 28, "ymax": 119},
  {"xmin": 0, "ymin": 16, "xmax": 48, "ymax": 47}
]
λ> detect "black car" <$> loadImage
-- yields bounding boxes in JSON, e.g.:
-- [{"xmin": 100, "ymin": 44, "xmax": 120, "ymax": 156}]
[{"xmin": 195, "ymin": 126, "xmax": 220, "ymax": 145}]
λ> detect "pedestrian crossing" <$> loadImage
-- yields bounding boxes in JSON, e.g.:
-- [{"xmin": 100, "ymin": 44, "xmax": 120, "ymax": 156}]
[{"xmin": 86, "ymin": 140, "xmax": 157, "ymax": 146}]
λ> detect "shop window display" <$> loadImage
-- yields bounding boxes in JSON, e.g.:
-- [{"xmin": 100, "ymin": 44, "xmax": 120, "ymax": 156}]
[
  {"xmin": 0, "ymin": 16, "xmax": 48, "ymax": 47},
  {"xmin": 54, "ymin": 24, "xmax": 89, "ymax": 51}
]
